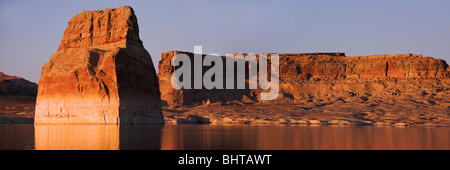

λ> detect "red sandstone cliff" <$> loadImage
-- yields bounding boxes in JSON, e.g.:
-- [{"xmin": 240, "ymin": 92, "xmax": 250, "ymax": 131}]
[
  {"xmin": 158, "ymin": 52, "xmax": 450, "ymax": 106},
  {"xmin": 278, "ymin": 53, "xmax": 449, "ymax": 79},
  {"xmin": 35, "ymin": 6, "xmax": 163, "ymax": 124}
]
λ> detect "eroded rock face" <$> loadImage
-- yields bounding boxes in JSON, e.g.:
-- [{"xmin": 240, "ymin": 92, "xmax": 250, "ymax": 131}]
[
  {"xmin": 158, "ymin": 52, "xmax": 450, "ymax": 106},
  {"xmin": 278, "ymin": 53, "xmax": 449, "ymax": 79},
  {"xmin": 35, "ymin": 6, "xmax": 163, "ymax": 124}
]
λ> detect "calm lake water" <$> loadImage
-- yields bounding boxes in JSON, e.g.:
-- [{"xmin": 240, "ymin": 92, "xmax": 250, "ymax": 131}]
[{"xmin": 0, "ymin": 124, "xmax": 448, "ymax": 150}]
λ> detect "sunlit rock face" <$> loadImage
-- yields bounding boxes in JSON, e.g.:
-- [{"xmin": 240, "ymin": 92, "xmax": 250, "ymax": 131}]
[
  {"xmin": 158, "ymin": 52, "xmax": 450, "ymax": 106},
  {"xmin": 35, "ymin": 6, "xmax": 163, "ymax": 124}
]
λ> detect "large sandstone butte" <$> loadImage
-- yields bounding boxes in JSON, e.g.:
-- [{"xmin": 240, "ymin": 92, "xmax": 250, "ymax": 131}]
[
  {"xmin": 159, "ymin": 52, "xmax": 450, "ymax": 125},
  {"xmin": 158, "ymin": 52, "xmax": 450, "ymax": 105},
  {"xmin": 35, "ymin": 6, "xmax": 163, "ymax": 124}
]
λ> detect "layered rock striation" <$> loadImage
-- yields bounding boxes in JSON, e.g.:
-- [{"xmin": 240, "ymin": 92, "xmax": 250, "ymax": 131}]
[
  {"xmin": 35, "ymin": 6, "xmax": 163, "ymax": 124},
  {"xmin": 158, "ymin": 52, "xmax": 450, "ymax": 106}
]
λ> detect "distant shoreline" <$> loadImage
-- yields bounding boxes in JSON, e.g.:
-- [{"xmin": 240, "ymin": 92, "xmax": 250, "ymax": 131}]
[{"xmin": 1, "ymin": 95, "xmax": 449, "ymax": 127}]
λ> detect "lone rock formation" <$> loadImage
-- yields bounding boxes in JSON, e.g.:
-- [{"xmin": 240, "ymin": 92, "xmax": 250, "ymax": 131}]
[{"xmin": 35, "ymin": 6, "xmax": 163, "ymax": 124}]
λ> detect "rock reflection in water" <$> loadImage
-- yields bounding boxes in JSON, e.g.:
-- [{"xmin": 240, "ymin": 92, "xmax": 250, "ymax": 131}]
[
  {"xmin": 27, "ymin": 124, "xmax": 450, "ymax": 150},
  {"xmin": 34, "ymin": 125, "xmax": 120, "ymax": 150},
  {"xmin": 34, "ymin": 125, "xmax": 163, "ymax": 150}
]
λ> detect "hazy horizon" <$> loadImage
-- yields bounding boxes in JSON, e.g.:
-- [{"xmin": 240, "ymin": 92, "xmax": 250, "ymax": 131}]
[{"xmin": 1, "ymin": 0, "xmax": 450, "ymax": 83}]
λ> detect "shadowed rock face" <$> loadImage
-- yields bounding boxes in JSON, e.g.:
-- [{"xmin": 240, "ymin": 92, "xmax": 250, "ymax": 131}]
[
  {"xmin": 35, "ymin": 6, "xmax": 163, "ymax": 124},
  {"xmin": 158, "ymin": 52, "xmax": 450, "ymax": 106},
  {"xmin": 0, "ymin": 72, "xmax": 37, "ymax": 96}
]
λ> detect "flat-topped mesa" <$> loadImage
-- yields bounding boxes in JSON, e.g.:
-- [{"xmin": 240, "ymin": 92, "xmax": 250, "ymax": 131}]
[
  {"xmin": 158, "ymin": 51, "xmax": 449, "ymax": 106},
  {"xmin": 280, "ymin": 53, "xmax": 449, "ymax": 79},
  {"xmin": 159, "ymin": 52, "xmax": 449, "ymax": 79},
  {"xmin": 281, "ymin": 52, "xmax": 346, "ymax": 57},
  {"xmin": 35, "ymin": 6, "xmax": 163, "ymax": 124}
]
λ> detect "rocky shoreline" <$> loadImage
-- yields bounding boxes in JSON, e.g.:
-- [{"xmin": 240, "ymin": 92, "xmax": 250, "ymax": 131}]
[
  {"xmin": 1, "ymin": 99, "xmax": 449, "ymax": 127},
  {"xmin": 0, "ymin": 96, "xmax": 35, "ymax": 124},
  {"xmin": 163, "ymin": 100, "xmax": 450, "ymax": 127}
]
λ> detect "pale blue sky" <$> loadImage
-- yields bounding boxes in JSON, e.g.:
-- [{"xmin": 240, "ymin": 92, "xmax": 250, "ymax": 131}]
[{"xmin": 1, "ymin": 0, "xmax": 449, "ymax": 83}]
